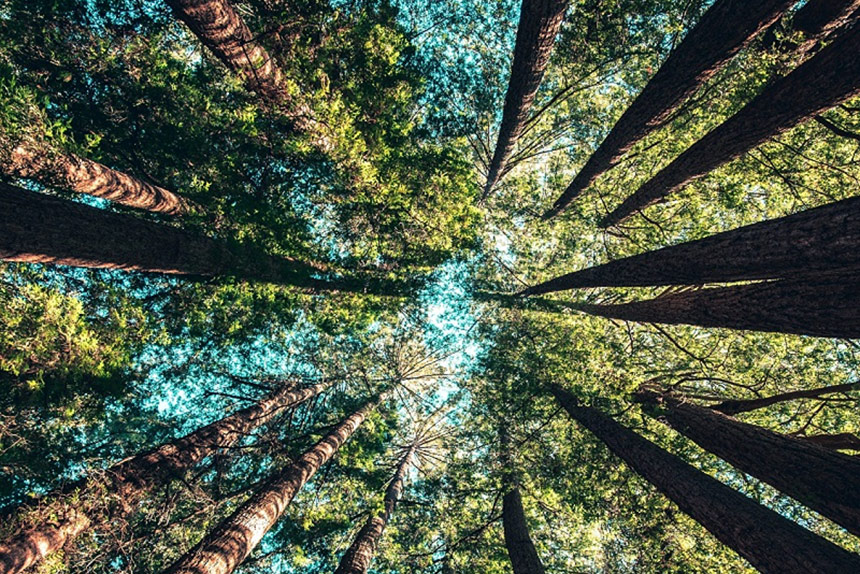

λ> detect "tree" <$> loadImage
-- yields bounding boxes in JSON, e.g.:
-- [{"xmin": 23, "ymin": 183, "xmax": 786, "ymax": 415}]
[
  {"xmin": 552, "ymin": 384, "xmax": 860, "ymax": 574},
  {"xmin": 482, "ymin": 0, "xmax": 569, "ymax": 197},
  {"xmin": 545, "ymin": 0, "xmax": 795, "ymax": 217},
  {"xmin": 767, "ymin": 0, "xmax": 860, "ymax": 59},
  {"xmin": 710, "ymin": 380, "xmax": 860, "ymax": 415}
]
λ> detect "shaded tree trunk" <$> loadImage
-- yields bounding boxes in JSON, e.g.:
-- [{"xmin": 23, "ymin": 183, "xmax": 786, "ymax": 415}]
[
  {"xmin": 166, "ymin": 397, "xmax": 379, "ymax": 574},
  {"xmin": 482, "ymin": 0, "xmax": 569, "ymax": 197},
  {"xmin": 601, "ymin": 22, "xmax": 860, "ymax": 227},
  {"xmin": 0, "ymin": 382, "xmax": 326, "ymax": 574},
  {"xmin": 334, "ymin": 446, "xmax": 415, "ymax": 574},
  {"xmin": 635, "ymin": 389, "xmax": 860, "ymax": 536},
  {"xmin": 800, "ymin": 432, "xmax": 860, "ymax": 451},
  {"xmin": 766, "ymin": 0, "xmax": 860, "ymax": 59},
  {"xmin": 578, "ymin": 275, "xmax": 860, "ymax": 338},
  {"xmin": 711, "ymin": 380, "xmax": 860, "ymax": 415},
  {"xmin": 552, "ymin": 385, "xmax": 860, "ymax": 574},
  {"xmin": 526, "ymin": 195, "xmax": 860, "ymax": 295},
  {"xmin": 503, "ymin": 488, "xmax": 546, "ymax": 574},
  {"xmin": 545, "ymin": 0, "xmax": 795, "ymax": 217}
]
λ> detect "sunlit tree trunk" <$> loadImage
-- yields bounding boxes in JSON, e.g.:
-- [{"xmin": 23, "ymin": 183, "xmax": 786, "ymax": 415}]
[
  {"xmin": 552, "ymin": 385, "xmax": 860, "ymax": 574},
  {"xmin": 636, "ymin": 389, "xmax": 860, "ymax": 536},
  {"xmin": 0, "ymin": 382, "xmax": 326, "ymax": 574},
  {"xmin": 711, "ymin": 380, "xmax": 860, "ymax": 415},
  {"xmin": 165, "ymin": 397, "xmax": 379, "ymax": 574},
  {"xmin": 769, "ymin": 0, "xmax": 860, "ymax": 59},
  {"xmin": 601, "ymin": 23, "xmax": 860, "ymax": 227},
  {"xmin": 545, "ymin": 0, "xmax": 794, "ymax": 217},
  {"xmin": 483, "ymin": 0, "xmax": 569, "ymax": 197}
]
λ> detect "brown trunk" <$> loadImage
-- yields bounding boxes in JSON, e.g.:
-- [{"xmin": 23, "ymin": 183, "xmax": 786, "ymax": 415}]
[
  {"xmin": 0, "ymin": 382, "xmax": 325, "ymax": 574},
  {"xmin": 768, "ymin": 0, "xmax": 860, "ymax": 59},
  {"xmin": 165, "ymin": 397, "xmax": 378, "ymax": 574},
  {"xmin": 579, "ymin": 275, "xmax": 860, "ymax": 339},
  {"xmin": 552, "ymin": 385, "xmax": 860, "ymax": 573},
  {"xmin": 799, "ymin": 432, "xmax": 860, "ymax": 451},
  {"xmin": 546, "ymin": 0, "xmax": 795, "ymax": 217},
  {"xmin": 334, "ymin": 447, "xmax": 414, "ymax": 574},
  {"xmin": 483, "ymin": 0, "xmax": 569, "ymax": 196},
  {"xmin": 5, "ymin": 142, "xmax": 191, "ymax": 215},
  {"xmin": 711, "ymin": 380, "xmax": 860, "ymax": 415},
  {"xmin": 503, "ymin": 488, "xmax": 546, "ymax": 574},
  {"xmin": 636, "ymin": 389, "xmax": 860, "ymax": 536},
  {"xmin": 601, "ymin": 22, "xmax": 860, "ymax": 227},
  {"xmin": 527, "ymin": 195, "xmax": 860, "ymax": 295}
]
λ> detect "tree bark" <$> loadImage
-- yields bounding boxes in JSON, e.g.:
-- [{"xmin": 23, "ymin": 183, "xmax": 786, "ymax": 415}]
[
  {"xmin": 711, "ymin": 380, "xmax": 860, "ymax": 415},
  {"xmin": 0, "ymin": 382, "xmax": 326, "ymax": 574},
  {"xmin": 545, "ymin": 0, "xmax": 795, "ymax": 217},
  {"xmin": 502, "ymin": 488, "xmax": 546, "ymax": 574},
  {"xmin": 799, "ymin": 432, "xmax": 860, "ymax": 451},
  {"xmin": 165, "ymin": 397, "xmax": 379, "ymax": 574},
  {"xmin": 526, "ymin": 195, "xmax": 860, "ymax": 295},
  {"xmin": 767, "ymin": 0, "xmax": 860, "ymax": 59},
  {"xmin": 482, "ymin": 0, "xmax": 569, "ymax": 197},
  {"xmin": 601, "ymin": 22, "xmax": 860, "ymax": 228},
  {"xmin": 334, "ymin": 446, "xmax": 415, "ymax": 574},
  {"xmin": 578, "ymin": 275, "xmax": 860, "ymax": 339},
  {"xmin": 635, "ymin": 389, "xmax": 860, "ymax": 536},
  {"xmin": 552, "ymin": 385, "xmax": 860, "ymax": 574}
]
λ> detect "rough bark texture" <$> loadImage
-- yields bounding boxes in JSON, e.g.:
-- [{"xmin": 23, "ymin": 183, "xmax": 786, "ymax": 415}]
[
  {"xmin": 0, "ymin": 382, "xmax": 324, "ymax": 574},
  {"xmin": 711, "ymin": 380, "xmax": 860, "ymax": 415},
  {"xmin": 601, "ymin": 22, "xmax": 860, "ymax": 227},
  {"xmin": 483, "ymin": 0, "xmax": 569, "ymax": 196},
  {"xmin": 527, "ymin": 195, "xmax": 860, "ymax": 295},
  {"xmin": 580, "ymin": 275, "xmax": 860, "ymax": 338},
  {"xmin": 770, "ymin": 0, "xmax": 860, "ymax": 59},
  {"xmin": 166, "ymin": 399, "xmax": 378, "ymax": 574},
  {"xmin": 503, "ymin": 488, "xmax": 546, "ymax": 574},
  {"xmin": 800, "ymin": 432, "xmax": 860, "ymax": 451},
  {"xmin": 546, "ymin": 0, "xmax": 795, "ymax": 217},
  {"xmin": 334, "ymin": 447, "xmax": 414, "ymax": 574},
  {"xmin": 636, "ymin": 389, "xmax": 860, "ymax": 536},
  {"xmin": 552, "ymin": 385, "xmax": 860, "ymax": 574},
  {"xmin": 5, "ymin": 142, "xmax": 191, "ymax": 215}
]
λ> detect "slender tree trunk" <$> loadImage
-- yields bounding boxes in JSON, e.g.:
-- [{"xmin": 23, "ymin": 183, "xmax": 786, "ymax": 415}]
[
  {"xmin": 601, "ymin": 22, "xmax": 860, "ymax": 228},
  {"xmin": 711, "ymin": 380, "xmax": 860, "ymax": 415},
  {"xmin": 0, "ymin": 382, "xmax": 326, "ymax": 574},
  {"xmin": 800, "ymin": 432, "xmax": 860, "ymax": 451},
  {"xmin": 545, "ymin": 0, "xmax": 795, "ymax": 217},
  {"xmin": 334, "ymin": 446, "xmax": 415, "ymax": 574},
  {"xmin": 578, "ymin": 275, "xmax": 860, "ymax": 338},
  {"xmin": 635, "ymin": 389, "xmax": 860, "ymax": 536},
  {"xmin": 526, "ymin": 195, "xmax": 860, "ymax": 295},
  {"xmin": 165, "ymin": 397, "xmax": 379, "ymax": 574},
  {"xmin": 552, "ymin": 385, "xmax": 860, "ymax": 573},
  {"xmin": 482, "ymin": 0, "xmax": 569, "ymax": 197},
  {"xmin": 767, "ymin": 0, "xmax": 860, "ymax": 59},
  {"xmin": 5, "ymin": 141, "xmax": 191, "ymax": 215},
  {"xmin": 503, "ymin": 488, "xmax": 546, "ymax": 574}
]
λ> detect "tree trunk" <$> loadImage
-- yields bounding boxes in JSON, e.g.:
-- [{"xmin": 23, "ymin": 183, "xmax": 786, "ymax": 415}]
[
  {"xmin": 799, "ymin": 432, "xmax": 860, "ymax": 451},
  {"xmin": 165, "ymin": 397, "xmax": 379, "ymax": 574},
  {"xmin": 601, "ymin": 22, "xmax": 860, "ymax": 227},
  {"xmin": 334, "ymin": 446, "xmax": 415, "ymax": 574},
  {"xmin": 482, "ymin": 0, "xmax": 569, "ymax": 197},
  {"xmin": 527, "ymin": 195, "xmax": 860, "ymax": 295},
  {"xmin": 545, "ymin": 0, "xmax": 795, "ymax": 217},
  {"xmin": 0, "ymin": 382, "xmax": 326, "ymax": 574},
  {"xmin": 711, "ymin": 380, "xmax": 860, "ymax": 415},
  {"xmin": 5, "ymin": 141, "xmax": 191, "ymax": 215},
  {"xmin": 552, "ymin": 385, "xmax": 860, "ymax": 574},
  {"xmin": 635, "ymin": 389, "xmax": 860, "ymax": 536},
  {"xmin": 766, "ymin": 0, "xmax": 860, "ymax": 59},
  {"xmin": 503, "ymin": 488, "xmax": 546, "ymax": 574},
  {"xmin": 578, "ymin": 275, "xmax": 860, "ymax": 339}
]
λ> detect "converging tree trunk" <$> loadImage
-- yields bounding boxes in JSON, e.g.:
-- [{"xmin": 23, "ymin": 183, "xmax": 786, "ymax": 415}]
[
  {"xmin": 710, "ymin": 380, "xmax": 860, "ymax": 415},
  {"xmin": 482, "ymin": 0, "xmax": 569, "ymax": 197},
  {"xmin": 800, "ymin": 433, "xmax": 860, "ymax": 451},
  {"xmin": 551, "ymin": 385, "xmax": 860, "ymax": 574},
  {"xmin": 503, "ymin": 488, "xmax": 546, "ymax": 574},
  {"xmin": 0, "ymin": 381, "xmax": 327, "ymax": 574},
  {"xmin": 769, "ymin": 0, "xmax": 860, "ymax": 59},
  {"xmin": 165, "ymin": 397, "xmax": 380, "ymax": 574},
  {"xmin": 545, "ymin": 0, "xmax": 795, "ymax": 217},
  {"xmin": 334, "ymin": 446, "xmax": 415, "ymax": 574},
  {"xmin": 601, "ymin": 22, "xmax": 860, "ymax": 227},
  {"xmin": 635, "ymin": 389, "xmax": 860, "ymax": 536}
]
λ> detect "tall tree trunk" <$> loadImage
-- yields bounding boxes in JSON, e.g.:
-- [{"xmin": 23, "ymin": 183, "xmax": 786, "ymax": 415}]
[
  {"xmin": 165, "ymin": 397, "xmax": 379, "ymax": 574},
  {"xmin": 577, "ymin": 275, "xmax": 860, "ymax": 338},
  {"xmin": 334, "ymin": 446, "xmax": 415, "ymax": 574},
  {"xmin": 767, "ymin": 0, "xmax": 860, "ymax": 59},
  {"xmin": 5, "ymin": 141, "xmax": 191, "ymax": 215},
  {"xmin": 635, "ymin": 389, "xmax": 860, "ymax": 536},
  {"xmin": 711, "ymin": 380, "xmax": 860, "ymax": 415},
  {"xmin": 545, "ymin": 0, "xmax": 795, "ymax": 217},
  {"xmin": 0, "ymin": 382, "xmax": 326, "ymax": 574},
  {"xmin": 800, "ymin": 432, "xmax": 860, "ymax": 451},
  {"xmin": 551, "ymin": 385, "xmax": 860, "ymax": 574},
  {"xmin": 0, "ymin": 183, "xmax": 410, "ymax": 296},
  {"xmin": 502, "ymin": 488, "xmax": 546, "ymax": 574},
  {"xmin": 482, "ymin": 0, "xmax": 569, "ymax": 197},
  {"xmin": 601, "ymin": 22, "xmax": 860, "ymax": 228},
  {"xmin": 526, "ymin": 195, "xmax": 860, "ymax": 295}
]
